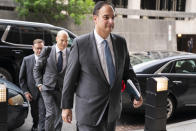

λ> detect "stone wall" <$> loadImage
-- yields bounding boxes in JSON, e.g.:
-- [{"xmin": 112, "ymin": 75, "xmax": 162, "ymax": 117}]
[{"xmin": 57, "ymin": 16, "xmax": 177, "ymax": 52}]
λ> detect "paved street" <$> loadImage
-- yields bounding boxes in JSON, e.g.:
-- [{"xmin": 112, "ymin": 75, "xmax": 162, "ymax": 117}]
[
  {"xmin": 13, "ymin": 108, "xmax": 144, "ymax": 131},
  {"xmin": 13, "ymin": 106, "xmax": 77, "ymax": 131},
  {"xmin": 12, "ymin": 106, "xmax": 196, "ymax": 131}
]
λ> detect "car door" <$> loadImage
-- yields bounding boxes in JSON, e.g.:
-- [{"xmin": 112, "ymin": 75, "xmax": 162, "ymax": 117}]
[
  {"xmin": 2, "ymin": 25, "xmax": 44, "ymax": 83},
  {"xmin": 160, "ymin": 58, "xmax": 196, "ymax": 106}
]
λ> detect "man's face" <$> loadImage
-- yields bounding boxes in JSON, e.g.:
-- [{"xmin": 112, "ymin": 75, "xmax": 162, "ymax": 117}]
[
  {"xmin": 94, "ymin": 5, "xmax": 115, "ymax": 38},
  {"xmin": 32, "ymin": 42, "xmax": 44, "ymax": 56},
  {"xmin": 56, "ymin": 34, "xmax": 68, "ymax": 50}
]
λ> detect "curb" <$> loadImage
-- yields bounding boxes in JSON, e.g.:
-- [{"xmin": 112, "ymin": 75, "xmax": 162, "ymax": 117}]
[{"xmin": 134, "ymin": 119, "xmax": 196, "ymax": 131}]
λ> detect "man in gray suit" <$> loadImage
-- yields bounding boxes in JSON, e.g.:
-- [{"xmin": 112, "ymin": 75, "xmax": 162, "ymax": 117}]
[
  {"xmin": 61, "ymin": 1, "xmax": 143, "ymax": 131},
  {"xmin": 19, "ymin": 39, "xmax": 45, "ymax": 131},
  {"xmin": 33, "ymin": 30, "xmax": 69, "ymax": 131}
]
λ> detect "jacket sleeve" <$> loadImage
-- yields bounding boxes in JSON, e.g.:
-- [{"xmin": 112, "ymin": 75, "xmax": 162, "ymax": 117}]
[
  {"xmin": 33, "ymin": 46, "xmax": 51, "ymax": 86},
  {"xmin": 61, "ymin": 40, "xmax": 79, "ymax": 109},
  {"xmin": 123, "ymin": 39, "xmax": 141, "ymax": 99},
  {"xmin": 19, "ymin": 58, "xmax": 29, "ymax": 93}
]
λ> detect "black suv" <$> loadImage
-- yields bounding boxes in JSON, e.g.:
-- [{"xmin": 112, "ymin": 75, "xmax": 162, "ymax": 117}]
[{"xmin": 0, "ymin": 19, "xmax": 76, "ymax": 84}]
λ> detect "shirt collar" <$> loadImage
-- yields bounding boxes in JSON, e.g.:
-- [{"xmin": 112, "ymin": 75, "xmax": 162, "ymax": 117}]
[
  {"xmin": 94, "ymin": 29, "xmax": 111, "ymax": 44},
  {"xmin": 56, "ymin": 44, "xmax": 66, "ymax": 54}
]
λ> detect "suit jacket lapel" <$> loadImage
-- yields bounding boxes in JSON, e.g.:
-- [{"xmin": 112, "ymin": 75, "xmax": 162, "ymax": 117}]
[
  {"xmin": 90, "ymin": 32, "xmax": 109, "ymax": 85},
  {"xmin": 50, "ymin": 45, "xmax": 57, "ymax": 72},
  {"xmin": 62, "ymin": 48, "xmax": 69, "ymax": 71},
  {"xmin": 30, "ymin": 54, "xmax": 35, "ymax": 71},
  {"xmin": 110, "ymin": 34, "xmax": 119, "ymax": 83}
]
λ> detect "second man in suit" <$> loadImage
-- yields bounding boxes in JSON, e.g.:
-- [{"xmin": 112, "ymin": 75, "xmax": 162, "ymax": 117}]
[{"xmin": 33, "ymin": 30, "xmax": 70, "ymax": 131}]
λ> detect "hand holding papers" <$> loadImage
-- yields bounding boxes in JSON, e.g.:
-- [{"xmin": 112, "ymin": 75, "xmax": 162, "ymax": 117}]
[
  {"xmin": 127, "ymin": 79, "xmax": 141, "ymax": 100},
  {"xmin": 127, "ymin": 79, "xmax": 143, "ymax": 108}
]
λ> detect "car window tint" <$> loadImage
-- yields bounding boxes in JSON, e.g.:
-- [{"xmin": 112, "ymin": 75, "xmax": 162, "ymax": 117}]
[
  {"xmin": 6, "ymin": 26, "xmax": 20, "ymax": 44},
  {"xmin": 0, "ymin": 25, "xmax": 6, "ymax": 38},
  {"xmin": 6, "ymin": 26, "xmax": 44, "ymax": 45},
  {"xmin": 50, "ymin": 29, "xmax": 59, "ymax": 44},
  {"xmin": 43, "ymin": 30, "xmax": 53, "ymax": 46},
  {"xmin": 130, "ymin": 55, "xmax": 143, "ymax": 66},
  {"xmin": 162, "ymin": 62, "xmax": 173, "ymax": 73},
  {"xmin": 20, "ymin": 26, "xmax": 44, "ymax": 45},
  {"xmin": 175, "ymin": 59, "xmax": 196, "ymax": 73}
]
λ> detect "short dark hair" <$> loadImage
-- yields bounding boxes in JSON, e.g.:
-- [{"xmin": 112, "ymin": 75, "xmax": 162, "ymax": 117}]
[
  {"xmin": 33, "ymin": 39, "xmax": 44, "ymax": 45},
  {"xmin": 93, "ymin": 1, "xmax": 115, "ymax": 15}
]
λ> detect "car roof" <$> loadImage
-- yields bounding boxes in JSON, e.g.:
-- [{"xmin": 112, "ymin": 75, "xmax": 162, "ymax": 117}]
[
  {"xmin": 133, "ymin": 54, "xmax": 196, "ymax": 73},
  {"xmin": 0, "ymin": 19, "xmax": 77, "ymax": 37},
  {"xmin": 0, "ymin": 19, "xmax": 56, "ymax": 27}
]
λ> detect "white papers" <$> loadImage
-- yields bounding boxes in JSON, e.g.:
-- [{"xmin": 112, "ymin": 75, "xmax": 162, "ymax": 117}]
[{"xmin": 127, "ymin": 79, "xmax": 141, "ymax": 99}]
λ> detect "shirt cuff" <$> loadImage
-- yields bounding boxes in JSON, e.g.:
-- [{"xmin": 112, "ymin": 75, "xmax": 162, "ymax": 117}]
[
  {"xmin": 24, "ymin": 92, "xmax": 30, "ymax": 95},
  {"xmin": 37, "ymin": 84, "xmax": 43, "ymax": 87}
]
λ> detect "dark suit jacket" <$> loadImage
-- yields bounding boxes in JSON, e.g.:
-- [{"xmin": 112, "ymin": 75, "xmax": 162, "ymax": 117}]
[
  {"xmin": 33, "ymin": 45, "xmax": 70, "ymax": 90},
  {"xmin": 19, "ymin": 54, "xmax": 39, "ymax": 100},
  {"xmin": 61, "ymin": 32, "xmax": 140, "ymax": 126}
]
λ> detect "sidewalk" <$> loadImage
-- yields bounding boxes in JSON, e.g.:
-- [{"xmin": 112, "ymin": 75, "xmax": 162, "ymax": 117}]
[{"xmin": 135, "ymin": 119, "xmax": 196, "ymax": 131}]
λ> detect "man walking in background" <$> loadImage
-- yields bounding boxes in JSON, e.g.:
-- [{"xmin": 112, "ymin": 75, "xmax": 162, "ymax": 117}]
[
  {"xmin": 187, "ymin": 37, "xmax": 194, "ymax": 52},
  {"xmin": 19, "ymin": 39, "xmax": 45, "ymax": 131},
  {"xmin": 61, "ymin": 1, "xmax": 143, "ymax": 131},
  {"xmin": 33, "ymin": 30, "xmax": 70, "ymax": 131}
]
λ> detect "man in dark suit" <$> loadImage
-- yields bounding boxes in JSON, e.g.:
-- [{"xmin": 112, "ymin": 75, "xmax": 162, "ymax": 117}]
[
  {"xmin": 61, "ymin": 1, "xmax": 143, "ymax": 131},
  {"xmin": 33, "ymin": 30, "xmax": 69, "ymax": 131},
  {"xmin": 19, "ymin": 39, "xmax": 45, "ymax": 131}
]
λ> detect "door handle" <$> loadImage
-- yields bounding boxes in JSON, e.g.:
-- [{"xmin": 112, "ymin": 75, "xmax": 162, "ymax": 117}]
[
  {"xmin": 172, "ymin": 80, "xmax": 182, "ymax": 84},
  {"xmin": 12, "ymin": 50, "xmax": 23, "ymax": 54}
]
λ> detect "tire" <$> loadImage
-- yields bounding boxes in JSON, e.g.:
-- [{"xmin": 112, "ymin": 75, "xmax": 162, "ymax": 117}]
[
  {"xmin": 167, "ymin": 96, "xmax": 175, "ymax": 119},
  {"xmin": 0, "ymin": 67, "xmax": 13, "ymax": 82}
]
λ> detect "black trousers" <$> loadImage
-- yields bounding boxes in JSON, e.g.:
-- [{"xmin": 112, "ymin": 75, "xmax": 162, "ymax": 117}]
[
  {"xmin": 30, "ymin": 94, "xmax": 46, "ymax": 131},
  {"xmin": 30, "ymin": 98, "xmax": 39, "ymax": 128},
  {"xmin": 77, "ymin": 106, "xmax": 116, "ymax": 131}
]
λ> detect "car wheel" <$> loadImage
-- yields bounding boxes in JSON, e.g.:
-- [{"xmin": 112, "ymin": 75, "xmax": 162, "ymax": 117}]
[
  {"xmin": 167, "ymin": 96, "xmax": 175, "ymax": 119},
  {"xmin": 0, "ymin": 67, "xmax": 13, "ymax": 82}
]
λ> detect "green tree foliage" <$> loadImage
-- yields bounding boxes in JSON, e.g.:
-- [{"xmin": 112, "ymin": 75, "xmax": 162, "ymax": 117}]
[{"xmin": 15, "ymin": 0, "xmax": 95, "ymax": 24}]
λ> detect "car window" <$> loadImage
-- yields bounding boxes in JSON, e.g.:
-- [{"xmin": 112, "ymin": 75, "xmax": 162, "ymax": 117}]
[
  {"xmin": 6, "ymin": 26, "xmax": 44, "ymax": 45},
  {"xmin": 161, "ymin": 59, "xmax": 196, "ymax": 74},
  {"xmin": 43, "ymin": 30, "xmax": 53, "ymax": 46},
  {"xmin": 130, "ymin": 55, "xmax": 143, "ymax": 65},
  {"xmin": 0, "ymin": 25, "xmax": 6, "ymax": 38},
  {"xmin": 161, "ymin": 62, "xmax": 174, "ymax": 73},
  {"xmin": 20, "ymin": 26, "xmax": 44, "ymax": 45},
  {"xmin": 174, "ymin": 59, "xmax": 196, "ymax": 73},
  {"xmin": 6, "ymin": 26, "xmax": 20, "ymax": 44}
]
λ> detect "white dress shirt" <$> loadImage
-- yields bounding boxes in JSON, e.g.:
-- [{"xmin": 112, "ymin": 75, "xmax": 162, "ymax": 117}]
[
  {"xmin": 94, "ymin": 30, "xmax": 115, "ymax": 83},
  {"xmin": 56, "ymin": 45, "xmax": 67, "ymax": 71},
  {"xmin": 34, "ymin": 54, "xmax": 38, "ymax": 62}
]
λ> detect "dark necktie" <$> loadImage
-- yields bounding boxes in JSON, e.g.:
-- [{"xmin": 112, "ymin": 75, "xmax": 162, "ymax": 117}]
[
  {"xmin": 103, "ymin": 40, "xmax": 115, "ymax": 86},
  {"xmin": 57, "ymin": 51, "xmax": 63, "ymax": 72}
]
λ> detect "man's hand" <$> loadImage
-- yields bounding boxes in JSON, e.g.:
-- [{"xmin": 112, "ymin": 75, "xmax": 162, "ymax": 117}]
[
  {"xmin": 62, "ymin": 109, "xmax": 72, "ymax": 124},
  {"xmin": 133, "ymin": 96, "xmax": 143, "ymax": 108},
  {"xmin": 25, "ymin": 92, "xmax": 32, "ymax": 101}
]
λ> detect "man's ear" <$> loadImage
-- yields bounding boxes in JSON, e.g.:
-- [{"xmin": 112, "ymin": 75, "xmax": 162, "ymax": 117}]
[{"xmin": 93, "ymin": 15, "xmax": 97, "ymax": 23}]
